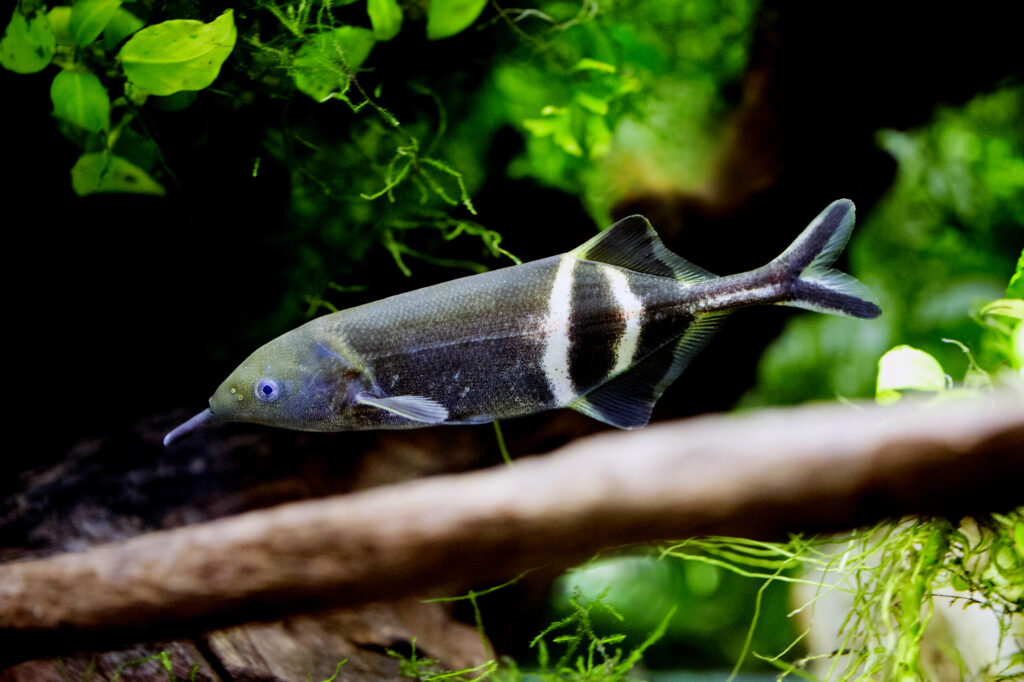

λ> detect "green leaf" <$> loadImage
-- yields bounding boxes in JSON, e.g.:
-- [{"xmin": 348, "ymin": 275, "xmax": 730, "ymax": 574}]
[
  {"xmin": 426, "ymin": 0, "xmax": 488, "ymax": 40},
  {"xmin": 876, "ymin": 345, "xmax": 948, "ymax": 404},
  {"xmin": 368, "ymin": 0, "xmax": 403, "ymax": 41},
  {"xmin": 1008, "ymin": 249, "xmax": 1024, "ymax": 299},
  {"xmin": 584, "ymin": 114, "xmax": 612, "ymax": 158},
  {"xmin": 118, "ymin": 9, "xmax": 236, "ymax": 96},
  {"xmin": 0, "ymin": 8, "xmax": 56, "ymax": 74},
  {"xmin": 980, "ymin": 298, "xmax": 1024, "ymax": 321},
  {"xmin": 99, "ymin": 8, "xmax": 144, "ymax": 50},
  {"xmin": 69, "ymin": 0, "xmax": 122, "ymax": 47},
  {"xmin": 1013, "ymin": 319, "xmax": 1024, "ymax": 370},
  {"xmin": 523, "ymin": 107, "xmax": 584, "ymax": 158},
  {"xmin": 572, "ymin": 58, "xmax": 617, "ymax": 74},
  {"xmin": 293, "ymin": 27, "xmax": 375, "ymax": 102},
  {"xmin": 71, "ymin": 152, "xmax": 165, "ymax": 196},
  {"xmin": 51, "ymin": 70, "xmax": 111, "ymax": 133},
  {"xmin": 47, "ymin": 7, "xmax": 73, "ymax": 46},
  {"xmin": 574, "ymin": 91, "xmax": 609, "ymax": 115}
]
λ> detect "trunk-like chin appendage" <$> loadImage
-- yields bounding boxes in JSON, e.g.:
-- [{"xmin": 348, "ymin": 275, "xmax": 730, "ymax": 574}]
[{"xmin": 163, "ymin": 408, "xmax": 216, "ymax": 446}]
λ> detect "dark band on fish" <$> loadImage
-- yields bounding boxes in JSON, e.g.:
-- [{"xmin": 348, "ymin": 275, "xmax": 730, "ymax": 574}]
[{"xmin": 568, "ymin": 261, "xmax": 624, "ymax": 395}]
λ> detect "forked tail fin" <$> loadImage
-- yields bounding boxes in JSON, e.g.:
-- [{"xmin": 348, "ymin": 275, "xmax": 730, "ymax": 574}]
[{"xmin": 769, "ymin": 199, "xmax": 882, "ymax": 319}]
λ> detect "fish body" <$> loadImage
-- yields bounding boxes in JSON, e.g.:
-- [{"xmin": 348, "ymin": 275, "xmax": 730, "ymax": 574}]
[{"xmin": 164, "ymin": 199, "xmax": 880, "ymax": 445}]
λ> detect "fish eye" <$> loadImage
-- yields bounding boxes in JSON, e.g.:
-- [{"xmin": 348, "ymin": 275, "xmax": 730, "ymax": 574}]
[{"xmin": 255, "ymin": 377, "xmax": 281, "ymax": 403}]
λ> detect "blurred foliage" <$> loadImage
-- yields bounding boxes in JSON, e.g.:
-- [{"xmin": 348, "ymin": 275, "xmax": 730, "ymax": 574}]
[
  {"xmin": 743, "ymin": 86, "xmax": 1024, "ymax": 407},
  {"xmin": 452, "ymin": 0, "xmax": 756, "ymax": 223},
  {"xmin": 537, "ymin": 256, "xmax": 1023, "ymax": 678},
  {"xmin": 533, "ymin": 296, "xmax": 1023, "ymax": 679},
  {"xmin": 548, "ymin": 551, "xmax": 794, "ymax": 673}
]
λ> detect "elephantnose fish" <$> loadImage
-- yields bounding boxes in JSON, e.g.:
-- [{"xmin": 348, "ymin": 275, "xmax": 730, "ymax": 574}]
[{"xmin": 164, "ymin": 199, "xmax": 880, "ymax": 445}]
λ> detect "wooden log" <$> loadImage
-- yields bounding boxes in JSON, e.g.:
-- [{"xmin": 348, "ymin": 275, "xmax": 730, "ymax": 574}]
[{"xmin": 1, "ymin": 391, "xmax": 1022, "ymax": 664}]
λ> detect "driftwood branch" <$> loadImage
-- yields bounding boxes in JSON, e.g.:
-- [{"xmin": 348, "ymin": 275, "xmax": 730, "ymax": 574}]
[{"xmin": 2, "ymin": 392, "xmax": 1022, "ymax": 663}]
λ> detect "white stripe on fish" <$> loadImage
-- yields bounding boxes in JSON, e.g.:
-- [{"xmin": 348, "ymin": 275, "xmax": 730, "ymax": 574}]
[
  {"xmin": 542, "ymin": 254, "xmax": 577, "ymax": 406},
  {"xmin": 602, "ymin": 265, "xmax": 645, "ymax": 375}
]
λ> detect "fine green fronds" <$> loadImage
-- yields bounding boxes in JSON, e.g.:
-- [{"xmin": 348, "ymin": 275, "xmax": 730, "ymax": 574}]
[
  {"xmin": 246, "ymin": 0, "xmax": 513, "ymax": 288},
  {"xmin": 417, "ymin": 574, "xmax": 671, "ymax": 681},
  {"xmin": 381, "ymin": 228, "xmax": 487, "ymax": 278},
  {"xmin": 387, "ymin": 637, "xmax": 440, "ymax": 679},
  {"xmin": 361, "ymin": 135, "xmax": 477, "ymax": 215},
  {"xmin": 311, "ymin": 660, "xmax": 348, "ymax": 682},
  {"xmin": 528, "ymin": 588, "xmax": 675, "ymax": 681},
  {"xmin": 387, "ymin": 637, "xmax": 498, "ymax": 681},
  {"xmin": 303, "ymin": 281, "xmax": 369, "ymax": 316},
  {"xmin": 716, "ymin": 274, "xmax": 1023, "ymax": 679},
  {"xmin": 492, "ymin": 420, "xmax": 513, "ymax": 466},
  {"xmin": 425, "ymin": 572, "xmax": 533, "ymax": 657},
  {"xmin": 263, "ymin": 0, "xmax": 331, "ymax": 41},
  {"xmin": 56, "ymin": 649, "xmax": 203, "ymax": 681},
  {"xmin": 661, "ymin": 513, "xmax": 1024, "ymax": 681},
  {"xmin": 379, "ymin": 214, "xmax": 520, "ymax": 277},
  {"xmin": 108, "ymin": 650, "xmax": 199, "ymax": 682},
  {"xmin": 664, "ymin": 286, "xmax": 1022, "ymax": 679}
]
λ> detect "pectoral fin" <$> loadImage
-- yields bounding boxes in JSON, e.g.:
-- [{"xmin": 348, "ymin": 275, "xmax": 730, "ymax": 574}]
[{"xmin": 356, "ymin": 394, "xmax": 450, "ymax": 424}]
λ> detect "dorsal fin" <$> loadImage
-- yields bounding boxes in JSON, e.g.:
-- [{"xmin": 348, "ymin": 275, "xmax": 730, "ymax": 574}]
[{"xmin": 571, "ymin": 215, "xmax": 717, "ymax": 284}]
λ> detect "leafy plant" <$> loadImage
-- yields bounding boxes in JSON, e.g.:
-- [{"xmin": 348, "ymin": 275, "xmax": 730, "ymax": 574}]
[
  {"xmin": 659, "ymin": 511, "xmax": 1023, "ymax": 681},
  {"xmin": 465, "ymin": 0, "xmax": 756, "ymax": 223},
  {"xmin": 548, "ymin": 264, "xmax": 1023, "ymax": 680},
  {"xmin": 743, "ymin": 86, "xmax": 1024, "ymax": 407},
  {"xmin": 0, "ymin": 6, "xmax": 56, "ymax": 73},
  {"xmin": 398, "ymin": 576, "xmax": 672, "ymax": 681},
  {"xmin": 876, "ymin": 253, "xmax": 1023, "ymax": 404},
  {"xmin": 524, "ymin": 589, "xmax": 675, "ymax": 681},
  {"xmin": 1, "ymin": 1, "xmax": 237, "ymax": 196},
  {"xmin": 120, "ymin": 10, "xmax": 236, "ymax": 96},
  {"xmin": 387, "ymin": 637, "xmax": 497, "ymax": 681}
]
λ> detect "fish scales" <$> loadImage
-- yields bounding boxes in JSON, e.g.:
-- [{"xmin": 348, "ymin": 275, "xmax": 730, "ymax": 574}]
[
  {"xmin": 325, "ymin": 256, "xmax": 693, "ymax": 423},
  {"xmin": 163, "ymin": 199, "xmax": 882, "ymax": 445},
  {"xmin": 331, "ymin": 256, "xmax": 562, "ymax": 422}
]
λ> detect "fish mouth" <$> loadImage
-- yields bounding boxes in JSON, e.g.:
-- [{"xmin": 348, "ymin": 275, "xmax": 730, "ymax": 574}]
[{"xmin": 163, "ymin": 407, "xmax": 218, "ymax": 446}]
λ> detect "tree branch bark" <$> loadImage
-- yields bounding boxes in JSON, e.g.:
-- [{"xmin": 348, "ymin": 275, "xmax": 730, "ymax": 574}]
[{"xmin": 1, "ymin": 392, "xmax": 1022, "ymax": 664}]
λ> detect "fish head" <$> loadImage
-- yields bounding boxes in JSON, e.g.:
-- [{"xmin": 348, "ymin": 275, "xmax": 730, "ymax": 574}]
[
  {"xmin": 164, "ymin": 321, "xmax": 366, "ymax": 444},
  {"xmin": 211, "ymin": 323, "xmax": 366, "ymax": 430}
]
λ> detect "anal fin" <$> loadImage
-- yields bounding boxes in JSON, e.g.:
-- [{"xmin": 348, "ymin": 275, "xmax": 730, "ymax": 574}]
[{"xmin": 569, "ymin": 312, "xmax": 727, "ymax": 429}]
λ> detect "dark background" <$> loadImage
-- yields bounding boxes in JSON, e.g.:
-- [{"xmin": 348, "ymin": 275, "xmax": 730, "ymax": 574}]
[{"xmin": 4, "ymin": 0, "xmax": 1022, "ymax": 468}]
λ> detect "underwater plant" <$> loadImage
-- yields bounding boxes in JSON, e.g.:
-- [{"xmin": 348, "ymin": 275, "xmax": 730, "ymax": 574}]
[{"xmin": 1, "ymin": 2, "xmax": 237, "ymax": 195}]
